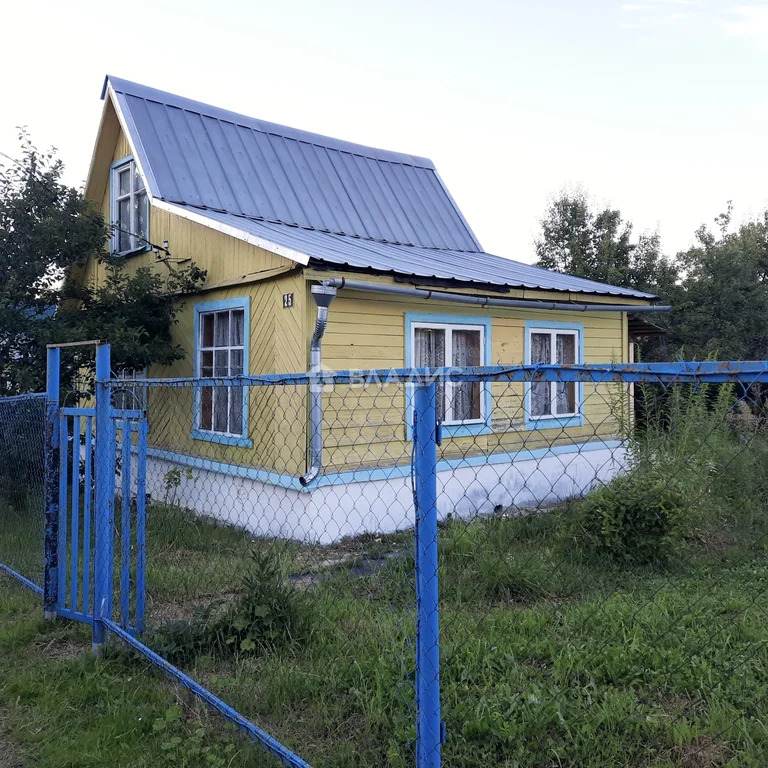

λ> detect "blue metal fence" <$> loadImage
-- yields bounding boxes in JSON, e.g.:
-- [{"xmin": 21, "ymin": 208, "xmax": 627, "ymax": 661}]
[{"xmin": 3, "ymin": 357, "xmax": 768, "ymax": 766}]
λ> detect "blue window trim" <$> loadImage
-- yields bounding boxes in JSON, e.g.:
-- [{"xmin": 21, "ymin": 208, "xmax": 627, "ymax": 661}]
[
  {"xmin": 404, "ymin": 312, "xmax": 493, "ymax": 439},
  {"xmin": 524, "ymin": 319, "xmax": 585, "ymax": 430},
  {"xmin": 191, "ymin": 296, "xmax": 252, "ymax": 448},
  {"xmin": 110, "ymin": 155, "xmax": 151, "ymax": 256}
]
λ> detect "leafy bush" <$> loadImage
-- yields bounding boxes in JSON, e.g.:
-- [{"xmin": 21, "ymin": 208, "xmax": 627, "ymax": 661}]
[
  {"xmin": 146, "ymin": 603, "xmax": 221, "ymax": 666},
  {"xmin": 151, "ymin": 550, "xmax": 313, "ymax": 665},
  {"xmin": 586, "ymin": 377, "xmax": 768, "ymax": 563},
  {"xmin": 572, "ymin": 473, "xmax": 692, "ymax": 564},
  {"xmin": 210, "ymin": 549, "xmax": 313, "ymax": 655}
]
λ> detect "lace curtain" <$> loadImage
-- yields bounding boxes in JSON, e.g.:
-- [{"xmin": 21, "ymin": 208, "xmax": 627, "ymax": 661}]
[
  {"xmin": 414, "ymin": 328, "xmax": 446, "ymax": 420},
  {"xmin": 530, "ymin": 333, "xmax": 551, "ymax": 417},
  {"xmin": 555, "ymin": 333, "xmax": 576, "ymax": 415},
  {"xmin": 452, "ymin": 330, "xmax": 480, "ymax": 421},
  {"xmin": 530, "ymin": 331, "xmax": 577, "ymax": 417}
]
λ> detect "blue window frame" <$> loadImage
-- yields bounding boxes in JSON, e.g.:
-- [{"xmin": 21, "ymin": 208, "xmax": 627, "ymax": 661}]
[
  {"xmin": 405, "ymin": 312, "xmax": 492, "ymax": 439},
  {"xmin": 191, "ymin": 297, "xmax": 252, "ymax": 448},
  {"xmin": 524, "ymin": 319, "xmax": 584, "ymax": 430},
  {"xmin": 110, "ymin": 155, "xmax": 149, "ymax": 255}
]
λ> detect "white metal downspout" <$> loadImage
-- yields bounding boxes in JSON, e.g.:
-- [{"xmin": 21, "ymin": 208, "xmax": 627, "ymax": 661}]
[{"xmin": 299, "ymin": 285, "xmax": 337, "ymax": 487}]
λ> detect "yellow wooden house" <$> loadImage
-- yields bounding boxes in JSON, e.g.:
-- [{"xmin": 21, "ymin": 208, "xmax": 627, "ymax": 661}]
[{"xmin": 80, "ymin": 76, "xmax": 662, "ymax": 542}]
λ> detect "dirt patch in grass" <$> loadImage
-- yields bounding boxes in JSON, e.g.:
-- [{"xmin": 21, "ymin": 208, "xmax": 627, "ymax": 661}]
[
  {"xmin": 673, "ymin": 736, "xmax": 731, "ymax": 767},
  {"xmin": 36, "ymin": 633, "xmax": 86, "ymax": 662},
  {"xmin": 0, "ymin": 716, "xmax": 23, "ymax": 768}
]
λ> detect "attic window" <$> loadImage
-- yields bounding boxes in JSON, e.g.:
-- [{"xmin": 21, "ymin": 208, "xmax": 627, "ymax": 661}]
[{"xmin": 111, "ymin": 157, "xmax": 148, "ymax": 254}]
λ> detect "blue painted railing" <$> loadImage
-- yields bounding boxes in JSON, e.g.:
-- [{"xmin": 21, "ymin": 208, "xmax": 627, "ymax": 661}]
[
  {"xmin": 111, "ymin": 360, "xmax": 768, "ymax": 388},
  {"xmin": 414, "ymin": 382, "xmax": 442, "ymax": 767}
]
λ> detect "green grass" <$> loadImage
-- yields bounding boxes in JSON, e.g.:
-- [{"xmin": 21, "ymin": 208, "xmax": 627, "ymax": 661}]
[
  {"xmin": 118, "ymin": 502, "xmax": 768, "ymax": 767},
  {"xmin": 0, "ymin": 493, "xmax": 45, "ymax": 585},
  {"xmin": 0, "ymin": 578, "xmax": 281, "ymax": 767},
  {"xmin": 4, "ymin": 507, "xmax": 768, "ymax": 766},
  {"xmin": 5, "ymin": 450, "xmax": 768, "ymax": 765}
]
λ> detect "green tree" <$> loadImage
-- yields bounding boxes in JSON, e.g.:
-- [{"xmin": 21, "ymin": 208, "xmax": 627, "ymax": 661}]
[
  {"xmin": 670, "ymin": 205, "xmax": 768, "ymax": 360},
  {"xmin": 0, "ymin": 134, "xmax": 205, "ymax": 394},
  {"xmin": 535, "ymin": 191, "xmax": 677, "ymax": 299}
]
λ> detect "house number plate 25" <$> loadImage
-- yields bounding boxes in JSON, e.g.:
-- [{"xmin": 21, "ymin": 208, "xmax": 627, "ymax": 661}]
[{"xmin": 283, "ymin": 293, "xmax": 294, "ymax": 308}]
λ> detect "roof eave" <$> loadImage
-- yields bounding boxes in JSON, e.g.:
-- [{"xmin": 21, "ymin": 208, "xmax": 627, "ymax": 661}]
[
  {"xmin": 305, "ymin": 257, "xmax": 658, "ymax": 303},
  {"xmin": 156, "ymin": 201, "xmax": 310, "ymax": 266}
]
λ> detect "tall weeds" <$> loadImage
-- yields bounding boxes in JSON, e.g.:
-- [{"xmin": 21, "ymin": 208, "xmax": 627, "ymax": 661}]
[{"xmin": 573, "ymin": 379, "xmax": 768, "ymax": 562}]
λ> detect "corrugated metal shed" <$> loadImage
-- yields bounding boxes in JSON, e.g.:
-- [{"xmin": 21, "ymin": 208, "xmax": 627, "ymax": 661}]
[{"xmin": 104, "ymin": 76, "xmax": 657, "ymax": 301}]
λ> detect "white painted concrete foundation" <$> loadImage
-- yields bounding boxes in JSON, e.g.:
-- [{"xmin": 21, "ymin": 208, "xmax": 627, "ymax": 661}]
[{"xmin": 138, "ymin": 443, "xmax": 628, "ymax": 545}]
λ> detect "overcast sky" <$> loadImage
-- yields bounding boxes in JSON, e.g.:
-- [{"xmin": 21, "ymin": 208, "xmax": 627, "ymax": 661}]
[{"xmin": 2, "ymin": 0, "xmax": 767, "ymax": 263}]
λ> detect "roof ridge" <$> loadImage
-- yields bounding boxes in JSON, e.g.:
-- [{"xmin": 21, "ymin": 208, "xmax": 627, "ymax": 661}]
[{"xmin": 104, "ymin": 75, "xmax": 436, "ymax": 169}]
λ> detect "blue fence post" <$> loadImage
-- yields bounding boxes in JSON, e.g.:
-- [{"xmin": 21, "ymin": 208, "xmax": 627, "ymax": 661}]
[
  {"xmin": 43, "ymin": 347, "xmax": 60, "ymax": 620},
  {"xmin": 135, "ymin": 416, "xmax": 148, "ymax": 634},
  {"xmin": 414, "ymin": 381, "xmax": 442, "ymax": 768},
  {"xmin": 93, "ymin": 343, "xmax": 113, "ymax": 652}
]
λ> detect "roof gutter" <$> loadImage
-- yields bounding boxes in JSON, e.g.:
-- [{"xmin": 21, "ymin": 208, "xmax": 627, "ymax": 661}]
[{"xmin": 321, "ymin": 278, "xmax": 668, "ymax": 313}]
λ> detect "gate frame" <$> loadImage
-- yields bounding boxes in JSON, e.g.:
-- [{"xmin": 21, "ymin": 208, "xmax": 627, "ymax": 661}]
[
  {"xmin": 43, "ymin": 346, "xmax": 60, "ymax": 619},
  {"xmin": 42, "ymin": 341, "xmax": 118, "ymax": 652},
  {"xmin": 92, "ymin": 342, "xmax": 114, "ymax": 651}
]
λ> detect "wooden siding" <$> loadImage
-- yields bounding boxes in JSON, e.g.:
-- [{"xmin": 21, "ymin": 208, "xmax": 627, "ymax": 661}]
[
  {"xmin": 318, "ymin": 289, "xmax": 629, "ymax": 472},
  {"xmin": 142, "ymin": 279, "xmax": 629, "ymax": 482},
  {"xmin": 145, "ymin": 275, "xmax": 309, "ymax": 475}
]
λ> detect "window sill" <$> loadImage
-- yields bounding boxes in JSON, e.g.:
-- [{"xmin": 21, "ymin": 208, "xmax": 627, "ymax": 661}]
[
  {"xmin": 440, "ymin": 421, "xmax": 492, "ymax": 438},
  {"xmin": 525, "ymin": 415, "xmax": 584, "ymax": 431},
  {"xmin": 190, "ymin": 429, "xmax": 252, "ymax": 448},
  {"xmin": 406, "ymin": 420, "xmax": 491, "ymax": 441},
  {"xmin": 112, "ymin": 243, "xmax": 151, "ymax": 258}
]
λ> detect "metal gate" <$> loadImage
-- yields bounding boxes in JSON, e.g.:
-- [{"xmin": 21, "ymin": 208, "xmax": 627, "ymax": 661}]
[{"xmin": 44, "ymin": 342, "xmax": 147, "ymax": 646}]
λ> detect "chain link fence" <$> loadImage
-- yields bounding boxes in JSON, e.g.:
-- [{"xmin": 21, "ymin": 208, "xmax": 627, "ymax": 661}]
[
  {"xmin": 122, "ymin": 377, "xmax": 420, "ymax": 765},
  {"xmin": 431, "ymin": 372, "xmax": 768, "ymax": 767},
  {"xmin": 101, "ymin": 366, "xmax": 768, "ymax": 766},
  {"xmin": 4, "ymin": 364, "xmax": 768, "ymax": 766},
  {"xmin": 0, "ymin": 393, "xmax": 46, "ymax": 588}
]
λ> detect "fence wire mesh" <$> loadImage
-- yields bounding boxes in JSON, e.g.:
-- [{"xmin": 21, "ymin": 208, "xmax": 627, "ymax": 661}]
[
  {"xmin": 0, "ymin": 393, "xmax": 46, "ymax": 587},
  {"xmin": 6, "ymin": 364, "xmax": 768, "ymax": 767},
  {"xmin": 119, "ymin": 377, "xmax": 420, "ymax": 766},
  {"xmin": 102, "ymin": 367, "xmax": 768, "ymax": 766},
  {"xmin": 431, "ymin": 373, "xmax": 768, "ymax": 768}
]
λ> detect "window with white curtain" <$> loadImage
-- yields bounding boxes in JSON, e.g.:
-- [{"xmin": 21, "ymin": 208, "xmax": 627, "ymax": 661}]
[
  {"xmin": 197, "ymin": 308, "xmax": 245, "ymax": 435},
  {"xmin": 111, "ymin": 158, "xmax": 148, "ymax": 254},
  {"xmin": 412, "ymin": 323, "xmax": 484, "ymax": 424},
  {"xmin": 527, "ymin": 327, "xmax": 580, "ymax": 418},
  {"xmin": 113, "ymin": 368, "xmax": 147, "ymax": 411}
]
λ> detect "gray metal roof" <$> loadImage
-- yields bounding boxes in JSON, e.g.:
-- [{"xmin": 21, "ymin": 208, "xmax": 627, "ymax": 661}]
[
  {"xmin": 106, "ymin": 76, "xmax": 481, "ymax": 252},
  {"xmin": 165, "ymin": 203, "xmax": 656, "ymax": 299},
  {"xmin": 104, "ymin": 76, "xmax": 657, "ymax": 301}
]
